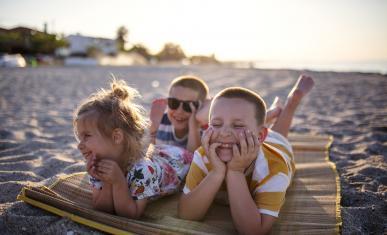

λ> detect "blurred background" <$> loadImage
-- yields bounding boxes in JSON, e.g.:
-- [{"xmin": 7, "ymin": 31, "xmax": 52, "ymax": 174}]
[{"xmin": 0, "ymin": 0, "xmax": 386, "ymax": 73}]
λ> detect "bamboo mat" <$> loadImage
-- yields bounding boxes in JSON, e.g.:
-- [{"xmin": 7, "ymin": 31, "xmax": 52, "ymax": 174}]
[{"xmin": 18, "ymin": 134, "xmax": 341, "ymax": 234}]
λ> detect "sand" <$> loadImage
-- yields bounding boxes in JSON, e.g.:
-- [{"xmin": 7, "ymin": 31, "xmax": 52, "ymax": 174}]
[{"xmin": 0, "ymin": 66, "xmax": 386, "ymax": 234}]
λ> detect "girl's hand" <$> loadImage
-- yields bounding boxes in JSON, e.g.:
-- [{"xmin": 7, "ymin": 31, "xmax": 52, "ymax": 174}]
[
  {"xmin": 202, "ymin": 127, "xmax": 226, "ymax": 176},
  {"xmin": 94, "ymin": 159, "xmax": 126, "ymax": 185},
  {"xmin": 86, "ymin": 154, "xmax": 100, "ymax": 179},
  {"xmin": 227, "ymin": 129, "xmax": 259, "ymax": 173}
]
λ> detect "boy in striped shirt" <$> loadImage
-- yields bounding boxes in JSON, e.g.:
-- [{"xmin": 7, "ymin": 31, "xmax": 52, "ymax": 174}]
[
  {"xmin": 149, "ymin": 75, "xmax": 210, "ymax": 152},
  {"xmin": 178, "ymin": 75, "xmax": 314, "ymax": 235}
]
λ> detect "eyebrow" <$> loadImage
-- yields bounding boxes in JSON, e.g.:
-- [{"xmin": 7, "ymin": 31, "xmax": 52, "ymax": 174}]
[{"xmin": 211, "ymin": 117, "xmax": 245, "ymax": 122}]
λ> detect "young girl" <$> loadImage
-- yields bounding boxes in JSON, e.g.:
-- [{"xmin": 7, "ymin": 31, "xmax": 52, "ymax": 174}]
[{"xmin": 73, "ymin": 79, "xmax": 193, "ymax": 219}]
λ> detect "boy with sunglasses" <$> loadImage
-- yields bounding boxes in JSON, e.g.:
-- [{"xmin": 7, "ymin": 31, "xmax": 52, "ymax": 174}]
[{"xmin": 150, "ymin": 75, "xmax": 209, "ymax": 152}]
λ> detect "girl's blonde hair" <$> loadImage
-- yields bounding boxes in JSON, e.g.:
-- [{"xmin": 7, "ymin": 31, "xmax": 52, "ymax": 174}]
[{"xmin": 73, "ymin": 79, "xmax": 149, "ymax": 168}]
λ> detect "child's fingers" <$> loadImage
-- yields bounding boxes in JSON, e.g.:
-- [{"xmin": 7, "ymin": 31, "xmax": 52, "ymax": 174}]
[
  {"xmin": 94, "ymin": 170, "xmax": 106, "ymax": 181},
  {"xmin": 197, "ymin": 100, "xmax": 202, "ymax": 109},
  {"xmin": 202, "ymin": 127, "xmax": 213, "ymax": 153},
  {"xmin": 87, "ymin": 157, "xmax": 96, "ymax": 173},
  {"xmin": 89, "ymin": 166, "xmax": 100, "ymax": 179},
  {"xmin": 232, "ymin": 144, "xmax": 241, "ymax": 158},
  {"xmin": 152, "ymin": 98, "xmax": 167, "ymax": 105},
  {"xmin": 246, "ymin": 130, "xmax": 255, "ymax": 153},
  {"xmin": 98, "ymin": 158, "xmax": 115, "ymax": 164},
  {"xmin": 208, "ymin": 143, "xmax": 221, "ymax": 160},
  {"xmin": 252, "ymin": 132, "xmax": 260, "ymax": 152},
  {"xmin": 212, "ymin": 128, "xmax": 219, "ymax": 139},
  {"xmin": 86, "ymin": 166, "xmax": 95, "ymax": 176},
  {"xmin": 239, "ymin": 130, "xmax": 248, "ymax": 157},
  {"xmin": 189, "ymin": 102, "xmax": 197, "ymax": 113},
  {"xmin": 94, "ymin": 161, "xmax": 112, "ymax": 174},
  {"xmin": 95, "ymin": 164, "xmax": 110, "ymax": 173},
  {"xmin": 96, "ymin": 160, "xmax": 115, "ymax": 170},
  {"xmin": 95, "ymin": 166, "xmax": 111, "ymax": 178}
]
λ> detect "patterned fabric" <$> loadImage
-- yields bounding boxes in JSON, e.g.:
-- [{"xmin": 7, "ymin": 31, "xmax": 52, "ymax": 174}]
[
  {"xmin": 155, "ymin": 113, "xmax": 188, "ymax": 148},
  {"xmin": 89, "ymin": 144, "xmax": 193, "ymax": 200},
  {"xmin": 89, "ymin": 175, "xmax": 103, "ymax": 190},
  {"xmin": 183, "ymin": 129, "xmax": 295, "ymax": 217}
]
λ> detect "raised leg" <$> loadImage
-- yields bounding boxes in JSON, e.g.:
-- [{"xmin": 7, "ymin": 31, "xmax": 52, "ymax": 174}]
[
  {"xmin": 265, "ymin": 96, "xmax": 283, "ymax": 128},
  {"xmin": 271, "ymin": 75, "xmax": 314, "ymax": 138}
]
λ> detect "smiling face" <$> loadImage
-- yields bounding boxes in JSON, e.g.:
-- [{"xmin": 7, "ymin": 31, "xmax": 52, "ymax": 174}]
[
  {"xmin": 209, "ymin": 97, "xmax": 262, "ymax": 162},
  {"xmin": 167, "ymin": 85, "xmax": 200, "ymax": 137},
  {"xmin": 75, "ymin": 114, "xmax": 124, "ymax": 163}
]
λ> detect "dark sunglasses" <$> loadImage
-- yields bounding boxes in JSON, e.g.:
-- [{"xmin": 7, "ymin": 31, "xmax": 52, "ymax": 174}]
[{"xmin": 167, "ymin": 97, "xmax": 200, "ymax": 113}]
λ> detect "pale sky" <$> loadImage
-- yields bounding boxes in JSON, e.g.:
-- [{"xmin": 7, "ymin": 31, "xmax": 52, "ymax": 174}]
[{"xmin": 1, "ymin": 0, "xmax": 387, "ymax": 62}]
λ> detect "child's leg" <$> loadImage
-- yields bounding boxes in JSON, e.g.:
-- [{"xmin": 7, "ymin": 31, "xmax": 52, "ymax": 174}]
[
  {"xmin": 271, "ymin": 75, "xmax": 314, "ymax": 138},
  {"xmin": 265, "ymin": 96, "xmax": 282, "ymax": 128}
]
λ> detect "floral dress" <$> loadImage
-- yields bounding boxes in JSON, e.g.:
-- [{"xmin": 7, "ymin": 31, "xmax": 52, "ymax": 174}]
[{"xmin": 89, "ymin": 144, "xmax": 193, "ymax": 200}]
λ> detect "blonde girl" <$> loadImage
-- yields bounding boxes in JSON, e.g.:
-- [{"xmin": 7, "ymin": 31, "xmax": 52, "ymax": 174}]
[{"xmin": 74, "ymin": 79, "xmax": 193, "ymax": 219}]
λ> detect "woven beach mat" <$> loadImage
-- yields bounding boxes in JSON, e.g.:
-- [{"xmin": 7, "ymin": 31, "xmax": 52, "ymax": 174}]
[{"xmin": 18, "ymin": 134, "xmax": 341, "ymax": 234}]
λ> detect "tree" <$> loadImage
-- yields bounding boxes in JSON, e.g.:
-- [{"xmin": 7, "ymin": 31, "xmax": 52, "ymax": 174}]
[
  {"xmin": 0, "ymin": 28, "xmax": 67, "ymax": 55},
  {"xmin": 116, "ymin": 26, "xmax": 128, "ymax": 51},
  {"xmin": 156, "ymin": 43, "xmax": 186, "ymax": 61},
  {"xmin": 128, "ymin": 43, "xmax": 152, "ymax": 61},
  {"xmin": 31, "ymin": 33, "xmax": 67, "ymax": 54}
]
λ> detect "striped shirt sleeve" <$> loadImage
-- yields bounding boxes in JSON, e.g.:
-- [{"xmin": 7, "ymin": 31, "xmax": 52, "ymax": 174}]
[
  {"xmin": 183, "ymin": 147, "xmax": 208, "ymax": 194},
  {"xmin": 251, "ymin": 130, "xmax": 294, "ymax": 217}
]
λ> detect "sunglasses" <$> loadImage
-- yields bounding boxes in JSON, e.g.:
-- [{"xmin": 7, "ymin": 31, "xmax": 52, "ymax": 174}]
[{"xmin": 167, "ymin": 97, "xmax": 200, "ymax": 113}]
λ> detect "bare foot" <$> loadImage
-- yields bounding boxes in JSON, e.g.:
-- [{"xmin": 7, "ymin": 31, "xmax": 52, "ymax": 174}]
[
  {"xmin": 265, "ymin": 96, "xmax": 283, "ymax": 127},
  {"xmin": 150, "ymin": 98, "xmax": 167, "ymax": 135},
  {"xmin": 287, "ymin": 75, "xmax": 315, "ymax": 106}
]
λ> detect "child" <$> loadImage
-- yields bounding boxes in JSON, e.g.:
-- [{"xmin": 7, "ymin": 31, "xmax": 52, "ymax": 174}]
[
  {"xmin": 149, "ymin": 75, "xmax": 210, "ymax": 152},
  {"xmin": 149, "ymin": 75, "xmax": 282, "ymax": 152},
  {"xmin": 178, "ymin": 75, "xmax": 314, "ymax": 234},
  {"xmin": 74, "ymin": 79, "xmax": 193, "ymax": 219}
]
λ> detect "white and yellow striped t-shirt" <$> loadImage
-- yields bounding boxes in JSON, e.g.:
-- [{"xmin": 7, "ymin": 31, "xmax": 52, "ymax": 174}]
[{"xmin": 183, "ymin": 129, "xmax": 295, "ymax": 217}]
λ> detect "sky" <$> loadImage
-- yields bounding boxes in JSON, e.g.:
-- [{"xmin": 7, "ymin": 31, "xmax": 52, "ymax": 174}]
[{"xmin": 1, "ymin": 0, "xmax": 387, "ymax": 62}]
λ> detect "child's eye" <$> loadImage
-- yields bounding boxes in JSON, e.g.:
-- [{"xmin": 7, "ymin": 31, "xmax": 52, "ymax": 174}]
[
  {"xmin": 233, "ymin": 125, "xmax": 245, "ymax": 129},
  {"xmin": 210, "ymin": 123, "xmax": 221, "ymax": 128}
]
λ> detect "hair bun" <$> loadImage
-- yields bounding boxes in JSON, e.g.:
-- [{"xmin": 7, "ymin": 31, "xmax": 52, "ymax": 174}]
[{"xmin": 110, "ymin": 79, "xmax": 140, "ymax": 101}]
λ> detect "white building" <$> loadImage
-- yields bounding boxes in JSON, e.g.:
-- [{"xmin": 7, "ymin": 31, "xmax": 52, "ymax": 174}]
[
  {"xmin": 66, "ymin": 34, "xmax": 117, "ymax": 56},
  {"xmin": 62, "ymin": 33, "xmax": 148, "ymax": 66}
]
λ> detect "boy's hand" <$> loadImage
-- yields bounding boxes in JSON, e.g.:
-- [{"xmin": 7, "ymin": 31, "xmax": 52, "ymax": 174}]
[
  {"xmin": 149, "ymin": 98, "xmax": 167, "ymax": 136},
  {"xmin": 228, "ymin": 129, "xmax": 259, "ymax": 173},
  {"xmin": 94, "ymin": 159, "xmax": 126, "ymax": 185},
  {"xmin": 188, "ymin": 101, "xmax": 200, "ymax": 131},
  {"xmin": 202, "ymin": 127, "xmax": 226, "ymax": 176}
]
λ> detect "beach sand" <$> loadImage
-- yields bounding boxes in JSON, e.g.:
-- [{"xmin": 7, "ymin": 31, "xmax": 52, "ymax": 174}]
[{"xmin": 0, "ymin": 66, "xmax": 386, "ymax": 234}]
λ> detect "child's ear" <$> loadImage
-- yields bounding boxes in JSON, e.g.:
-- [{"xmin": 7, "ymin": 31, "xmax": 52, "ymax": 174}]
[
  {"xmin": 257, "ymin": 127, "xmax": 268, "ymax": 144},
  {"xmin": 112, "ymin": 128, "xmax": 124, "ymax": 144}
]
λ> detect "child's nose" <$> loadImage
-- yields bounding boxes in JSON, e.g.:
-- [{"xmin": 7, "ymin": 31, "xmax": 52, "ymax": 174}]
[
  {"xmin": 219, "ymin": 126, "xmax": 233, "ymax": 137},
  {"xmin": 77, "ymin": 141, "xmax": 84, "ymax": 151},
  {"xmin": 175, "ymin": 103, "xmax": 186, "ymax": 113}
]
